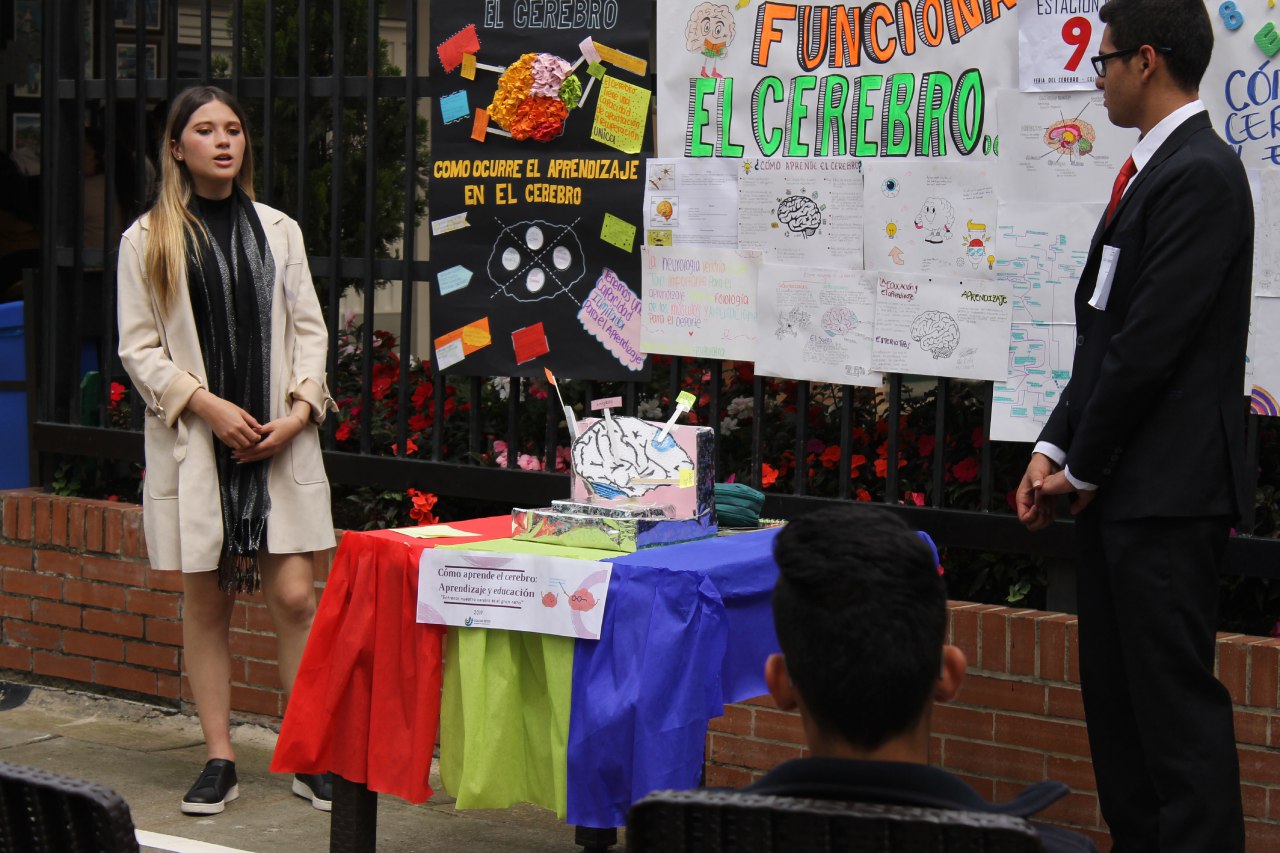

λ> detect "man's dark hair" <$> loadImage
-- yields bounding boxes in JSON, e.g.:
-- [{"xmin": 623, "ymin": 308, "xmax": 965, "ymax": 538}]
[
  {"xmin": 771, "ymin": 505, "xmax": 946, "ymax": 751},
  {"xmin": 1100, "ymin": 0, "xmax": 1212, "ymax": 91}
]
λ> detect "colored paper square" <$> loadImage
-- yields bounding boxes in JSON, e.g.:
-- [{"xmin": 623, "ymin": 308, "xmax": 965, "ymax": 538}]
[
  {"xmin": 590, "ymin": 76, "xmax": 650, "ymax": 155},
  {"xmin": 591, "ymin": 396, "xmax": 623, "ymax": 411},
  {"xmin": 593, "ymin": 42, "xmax": 648, "ymax": 76},
  {"xmin": 512, "ymin": 323, "xmax": 550, "ymax": 365},
  {"xmin": 437, "ymin": 24, "xmax": 480, "ymax": 73},
  {"xmin": 461, "ymin": 53, "xmax": 477, "ymax": 80},
  {"xmin": 437, "ymin": 265, "xmax": 473, "ymax": 296},
  {"xmin": 440, "ymin": 90, "xmax": 470, "ymax": 124},
  {"xmin": 586, "ymin": 62, "xmax": 606, "ymax": 80},
  {"xmin": 678, "ymin": 468, "xmax": 695, "ymax": 488},
  {"xmin": 579, "ymin": 37, "xmax": 601, "ymax": 64},
  {"xmin": 471, "ymin": 109, "xmax": 490, "ymax": 143},
  {"xmin": 434, "ymin": 317, "xmax": 491, "ymax": 358},
  {"xmin": 435, "ymin": 338, "xmax": 465, "ymax": 370},
  {"xmin": 676, "ymin": 391, "xmax": 696, "ymax": 408},
  {"xmin": 601, "ymin": 213, "xmax": 637, "ymax": 253}
]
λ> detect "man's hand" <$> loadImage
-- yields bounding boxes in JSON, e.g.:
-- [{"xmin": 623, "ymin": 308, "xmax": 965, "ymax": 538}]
[
  {"xmin": 1016, "ymin": 453, "xmax": 1061, "ymax": 531},
  {"xmin": 1037, "ymin": 471, "xmax": 1097, "ymax": 516},
  {"xmin": 188, "ymin": 389, "xmax": 261, "ymax": 450}
]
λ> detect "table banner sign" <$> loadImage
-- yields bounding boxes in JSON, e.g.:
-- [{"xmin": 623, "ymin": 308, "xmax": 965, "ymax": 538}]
[{"xmin": 416, "ymin": 550, "xmax": 612, "ymax": 640}]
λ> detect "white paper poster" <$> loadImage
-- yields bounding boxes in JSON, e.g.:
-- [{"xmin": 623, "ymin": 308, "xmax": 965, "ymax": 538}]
[
  {"xmin": 640, "ymin": 246, "xmax": 759, "ymax": 360},
  {"xmin": 755, "ymin": 265, "xmax": 880, "ymax": 387},
  {"xmin": 1250, "ymin": 169, "xmax": 1280, "ymax": 298},
  {"xmin": 737, "ymin": 160, "xmax": 864, "ymax": 267},
  {"xmin": 1017, "ymin": 3, "xmax": 1103, "ymax": 91},
  {"xmin": 995, "ymin": 90, "xmax": 1139, "ymax": 203},
  {"xmin": 990, "ymin": 202, "xmax": 1101, "ymax": 442},
  {"xmin": 416, "ymin": 550, "xmax": 613, "ymax": 640},
  {"xmin": 870, "ymin": 272, "xmax": 1012, "ymax": 381},
  {"xmin": 1249, "ymin": 297, "xmax": 1280, "ymax": 417},
  {"xmin": 643, "ymin": 157, "xmax": 740, "ymax": 248},
  {"xmin": 863, "ymin": 161, "xmax": 997, "ymax": 279}
]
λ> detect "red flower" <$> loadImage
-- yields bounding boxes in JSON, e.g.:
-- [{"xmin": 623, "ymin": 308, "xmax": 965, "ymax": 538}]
[
  {"xmin": 971, "ymin": 426, "xmax": 985, "ymax": 449},
  {"xmin": 406, "ymin": 489, "xmax": 438, "ymax": 525},
  {"xmin": 761, "ymin": 463, "xmax": 779, "ymax": 488},
  {"xmin": 918, "ymin": 435, "xmax": 936, "ymax": 457},
  {"xmin": 874, "ymin": 457, "xmax": 907, "ymax": 478},
  {"xmin": 411, "ymin": 382, "xmax": 434, "ymax": 409},
  {"xmin": 849, "ymin": 453, "xmax": 867, "ymax": 477},
  {"xmin": 109, "ymin": 382, "xmax": 127, "ymax": 404},
  {"xmin": 391, "ymin": 438, "xmax": 419, "ymax": 457},
  {"xmin": 408, "ymin": 413, "xmax": 431, "ymax": 433},
  {"xmin": 372, "ymin": 376, "xmax": 393, "ymax": 400},
  {"xmin": 335, "ymin": 420, "xmax": 354, "ymax": 442},
  {"xmin": 905, "ymin": 491, "xmax": 926, "ymax": 506},
  {"xmin": 855, "ymin": 488, "xmax": 872, "ymax": 502},
  {"xmin": 819, "ymin": 446, "xmax": 842, "ymax": 468},
  {"xmin": 951, "ymin": 456, "xmax": 980, "ymax": 483}
]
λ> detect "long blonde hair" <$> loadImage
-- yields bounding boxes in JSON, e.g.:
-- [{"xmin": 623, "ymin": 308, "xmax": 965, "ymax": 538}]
[{"xmin": 144, "ymin": 86, "xmax": 256, "ymax": 313}]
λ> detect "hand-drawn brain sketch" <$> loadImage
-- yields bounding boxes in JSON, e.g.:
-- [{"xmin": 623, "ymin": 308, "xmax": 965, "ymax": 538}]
[
  {"xmin": 573, "ymin": 416, "xmax": 694, "ymax": 499},
  {"xmin": 910, "ymin": 311, "xmax": 960, "ymax": 359},
  {"xmin": 822, "ymin": 306, "xmax": 857, "ymax": 336},
  {"xmin": 776, "ymin": 306, "xmax": 810, "ymax": 339},
  {"xmin": 685, "ymin": 3, "xmax": 736, "ymax": 56},
  {"xmin": 913, "ymin": 197, "xmax": 954, "ymax": 245},
  {"xmin": 777, "ymin": 196, "xmax": 822, "ymax": 237},
  {"xmin": 487, "ymin": 219, "xmax": 587, "ymax": 303}
]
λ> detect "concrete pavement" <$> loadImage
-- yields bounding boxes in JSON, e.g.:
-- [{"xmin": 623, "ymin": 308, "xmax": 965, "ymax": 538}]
[{"xmin": 0, "ymin": 680, "xmax": 621, "ymax": 853}]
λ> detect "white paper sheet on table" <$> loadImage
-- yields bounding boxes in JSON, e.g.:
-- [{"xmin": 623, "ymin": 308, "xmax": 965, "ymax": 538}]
[{"xmin": 391, "ymin": 524, "xmax": 483, "ymax": 539}]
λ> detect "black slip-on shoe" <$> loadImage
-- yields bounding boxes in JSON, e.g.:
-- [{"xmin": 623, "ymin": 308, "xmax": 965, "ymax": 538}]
[
  {"xmin": 181, "ymin": 758, "xmax": 239, "ymax": 815},
  {"xmin": 292, "ymin": 772, "xmax": 333, "ymax": 811}
]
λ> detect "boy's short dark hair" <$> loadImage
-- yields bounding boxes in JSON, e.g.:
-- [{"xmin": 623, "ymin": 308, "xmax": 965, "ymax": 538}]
[
  {"xmin": 772, "ymin": 505, "xmax": 945, "ymax": 751},
  {"xmin": 1099, "ymin": 0, "xmax": 1212, "ymax": 92}
]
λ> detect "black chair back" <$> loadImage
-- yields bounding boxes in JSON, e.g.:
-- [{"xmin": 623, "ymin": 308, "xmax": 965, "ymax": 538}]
[
  {"xmin": 0, "ymin": 760, "xmax": 138, "ymax": 853},
  {"xmin": 627, "ymin": 789, "xmax": 1045, "ymax": 852}
]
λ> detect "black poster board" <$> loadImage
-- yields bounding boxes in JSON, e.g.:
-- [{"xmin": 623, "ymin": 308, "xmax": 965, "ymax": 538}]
[{"xmin": 428, "ymin": 1, "xmax": 652, "ymax": 380}]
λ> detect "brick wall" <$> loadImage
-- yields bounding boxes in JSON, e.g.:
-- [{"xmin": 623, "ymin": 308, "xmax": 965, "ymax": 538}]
[
  {"xmin": 706, "ymin": 606, "xmax": 1280, "ymax": 851},
  {"xmin": 0, "ymin": 489, "xmax": 331, "ymax": 721}
]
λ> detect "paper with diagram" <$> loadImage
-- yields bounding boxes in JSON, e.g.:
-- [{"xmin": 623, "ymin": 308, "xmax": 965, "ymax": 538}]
[
  {"xmin": 737, "ymin": 160, "xmax": 863, "ymax": 267},
  {"xmin": 643, "ymin": 158, "xmax": 740, "ymax": 248}
]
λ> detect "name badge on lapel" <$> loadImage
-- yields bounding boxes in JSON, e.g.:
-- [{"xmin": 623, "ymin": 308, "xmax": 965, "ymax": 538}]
[{"xmin": 1089, "ymin": 245, "xmax": 1120, "ymax": 311}]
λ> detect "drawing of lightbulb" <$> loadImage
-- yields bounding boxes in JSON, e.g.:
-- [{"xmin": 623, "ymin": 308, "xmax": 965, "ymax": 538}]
[{"xmin": 886, "ymin": 222, "xmax": 897, "ymax": 239}]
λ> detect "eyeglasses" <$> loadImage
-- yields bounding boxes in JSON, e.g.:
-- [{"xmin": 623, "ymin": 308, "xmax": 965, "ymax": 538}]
[{"xmin": 1091, "ymin": 45, "xmax": 1172, "ymax": 77}]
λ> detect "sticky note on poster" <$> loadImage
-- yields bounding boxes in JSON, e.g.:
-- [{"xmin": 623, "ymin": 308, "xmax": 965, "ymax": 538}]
[
  {"xmin": 437, "ymin": 24, "xmax": 480, "ymax": 73},
  {"xmin": 471, "ymin": 109, "xmax": 490, "ymax": 142},
  {"xmin": 512, "ymin": 322, "xmax": 550, "ymax": 365},
  {"xmin": 591, "ymin": 76, "xmax": 650, "ymax": 154},
  {"xmin": 432, "ymin": 212, "xmax": 470, "ymax": 236},
  {"xmin": 594, "ymin": 41, "xmax": 648, "ymax": 76},
  {"xmin": 440, "ymin": 91, "xmax": 470, "ymax": 124},
  {"xmin": 434, "ymin": 317, "xmax": 492, "ymax": 370},
  {"xmin": 601, "ymin": 213, "xmax": 636, "ymax": 252},
  {"xmin": 577, "ymin": 268, "xmax": 646, "ymax": 371},
  {"xmin": 437, "ymin": 265, "xmax": 472, "ymax": 296},
  {"xmin": 461, "ymin": 53, "xmax": 477, "ymax": 80}
]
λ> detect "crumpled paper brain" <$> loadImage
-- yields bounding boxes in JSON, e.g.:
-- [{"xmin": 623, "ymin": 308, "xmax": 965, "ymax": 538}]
[{"xmin": 488, "ymin": 53, "xmax": 581, "ymax": 142}]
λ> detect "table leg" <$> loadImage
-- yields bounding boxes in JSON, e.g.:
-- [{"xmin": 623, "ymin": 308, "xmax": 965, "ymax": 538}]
[
  {"xmin": 330, "ymin": 774, "xmax": 378, "ymax": 853},
  {"xmin": 574, "ymin": 825, "xmax": 618, "ymax": 852}
]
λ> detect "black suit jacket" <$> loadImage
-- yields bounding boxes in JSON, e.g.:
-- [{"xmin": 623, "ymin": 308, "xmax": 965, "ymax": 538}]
[{"xmin": 1038, "ymin": 111, "xmax": 1253, "ymax": 521}]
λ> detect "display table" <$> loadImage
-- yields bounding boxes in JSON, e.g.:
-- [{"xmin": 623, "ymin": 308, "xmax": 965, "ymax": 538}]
[{"xmin": 272, "ymin": 516, "xmax": 782, "ymax": 850}]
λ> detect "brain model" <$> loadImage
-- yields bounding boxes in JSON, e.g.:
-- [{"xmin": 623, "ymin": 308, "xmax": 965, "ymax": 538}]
[
  {"xmin": 777, "ymin": 196, "xmax": 821, "ymax": 236},
  {"xmin": 488, "ymin": 53, "xmax": 580, "ymax": 142},
  {"xmin": 572, "ymin": 416, "xmax": 694, "ymax": 499},
  {"xmin": 910, "ymin": 311, "xmax": 960, "ymax": 359}
]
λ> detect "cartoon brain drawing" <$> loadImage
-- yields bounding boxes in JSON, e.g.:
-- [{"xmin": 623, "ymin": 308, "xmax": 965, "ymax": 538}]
[
  {"xmin": 776, "ymin": 306, "xmax": 810, "ymax": 339},
  {"xmin": 572, "ymin": 416, "xmax": 694, "ymax": 499},
  {"xmin": 777, "ymin": 196, "xmax": 822, "ymax": 237},
  {"xmin": 910, "ymin": 311, "xmax": 960, "ymax": 359},
  {"xmin": 913, "ymin": 197, "xmax": 954, "ymax": 245},
  {"xmin": 822, "ymin": 306, "xmax": 858, "ymax": 336},
  {"xmin": 686, "ymin": 3, "xmax": 736, "ymax": 78}
]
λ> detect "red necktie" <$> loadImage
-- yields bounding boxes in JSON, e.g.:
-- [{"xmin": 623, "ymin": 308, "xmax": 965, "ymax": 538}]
[{"xmin": 1105, "ymin": 156, "xmax": 1137, "ymax": 224}]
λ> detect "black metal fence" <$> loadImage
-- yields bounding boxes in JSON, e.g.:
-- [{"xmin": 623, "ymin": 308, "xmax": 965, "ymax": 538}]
[{"xmin": 23, "ymin": 0, "xmax": 1280, "ymax": 617}]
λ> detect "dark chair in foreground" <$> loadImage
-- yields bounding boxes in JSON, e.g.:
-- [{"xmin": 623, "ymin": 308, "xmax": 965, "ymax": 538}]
[
  {"xmin": 627, "ymin": 789, "xmax": 1045, "ymax": 852},
  {"xmin": 0, "ymin": 760, "xmax": 138, "ymax": 852}
]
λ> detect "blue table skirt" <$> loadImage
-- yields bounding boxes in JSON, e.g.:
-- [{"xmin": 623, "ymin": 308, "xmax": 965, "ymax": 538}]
[{"xmin": 567, "ymin": 526, "xmax": 782, "ymax": 828}]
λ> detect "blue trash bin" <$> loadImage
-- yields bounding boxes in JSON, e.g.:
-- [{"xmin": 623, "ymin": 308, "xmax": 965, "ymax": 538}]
[{"xmin": 0, "ymin": 300, "xmax": 30, "ymax": 489}]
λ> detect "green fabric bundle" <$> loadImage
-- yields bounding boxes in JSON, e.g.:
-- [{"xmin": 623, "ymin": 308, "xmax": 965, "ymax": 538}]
[{"xmin": 715, "ymin": 482, "xmax": 766, "ymax": 528}]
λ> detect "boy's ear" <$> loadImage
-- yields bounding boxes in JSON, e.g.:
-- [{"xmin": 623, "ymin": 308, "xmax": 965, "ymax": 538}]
[
  {"xmin": 765, "ymin": 653, "xmax": 799, "ymax": 711},
  {"xmin": 934, "ymin": 645, "xmax": 967, "ymax": 704}
]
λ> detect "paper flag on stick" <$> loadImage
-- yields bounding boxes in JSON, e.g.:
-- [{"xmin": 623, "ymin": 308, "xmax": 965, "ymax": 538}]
[
  {"xmin": 461, "ymin": 53, "xmax": 477, "ymax": 80},
  {"xmin": 437, "ymin": 25, "xmax": 480, "ymax": 73},
  {"xmin": 471, "ymin": 109, "xmax": 489, "ymax": 142}
]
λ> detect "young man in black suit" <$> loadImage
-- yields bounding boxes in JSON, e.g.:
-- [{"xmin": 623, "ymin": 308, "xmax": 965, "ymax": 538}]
[
  {"xmin": 746, "ymin": 505, "xmax": 1097, "ymax": 852},
  {"xmin": 1016, "ymin": 1, "xmax": 1253, "ymax": 849}
]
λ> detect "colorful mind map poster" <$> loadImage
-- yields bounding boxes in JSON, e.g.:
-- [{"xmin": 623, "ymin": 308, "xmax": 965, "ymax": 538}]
[
  {"xmin": 990, "ymin": 202, "xmax": 1102, "ymax": 443},
  {"xmin": 754, "ymin": 265, "xmax": 879, "ymax": 387},
  {"xmin": 639, "ymin": 246, "xmax": 758, "ymax": 361},
  {"xmin": 428, "ymin": 1, "xmax": 653, "ymax": 379}
]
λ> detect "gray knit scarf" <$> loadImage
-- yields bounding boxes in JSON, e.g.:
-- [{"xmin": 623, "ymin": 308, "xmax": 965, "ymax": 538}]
[{"xmin": 186, "ymin": 185, "xmax": 274, "ymax": 594}]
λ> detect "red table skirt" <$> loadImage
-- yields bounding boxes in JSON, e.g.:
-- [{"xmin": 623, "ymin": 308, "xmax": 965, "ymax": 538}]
[{"xmin": 270, "ymin": 516, "xmax": 513, "ymax": 803}]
